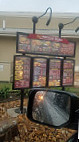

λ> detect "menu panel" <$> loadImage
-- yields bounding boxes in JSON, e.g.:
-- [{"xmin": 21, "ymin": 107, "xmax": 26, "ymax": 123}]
[
  {"xmin": 60, "ymin": 42, "xmax": 75, "ymax": 56},
  {"xmin": 48, "ymin": 59, "xmax": 61, "ymax": 87},
  {"xmin": 13, "ymin": 56, "xmax": 31, "ymax": 89},
  {"xmin": 16, "ymin": 33, "xmax": 75, "ymax": 57},
  {"xmin": 17, "ymin": 34, "xmax": 31, "ymax": 53},
  {"xmin": 63, "ymin": 60, "xmax": 74, "ymax": 86},
  {"xmin": 33, "ymin": 58, "xmax": 47, "ymax": 87}
]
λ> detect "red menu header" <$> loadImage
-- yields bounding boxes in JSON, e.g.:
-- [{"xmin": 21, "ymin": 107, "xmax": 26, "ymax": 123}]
[
  {"xmin": 16, "ymin": 32, "xmax": 76, "ymax": 57},
  {"xmin": 28, "ymin": 34, "xmax": 69, "ymax": 43}
]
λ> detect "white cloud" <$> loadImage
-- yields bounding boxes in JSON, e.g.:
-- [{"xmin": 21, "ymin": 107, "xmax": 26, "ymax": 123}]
[{"xmin": 0, "ymin": 0, "xmax": 79, "ymax": 13}]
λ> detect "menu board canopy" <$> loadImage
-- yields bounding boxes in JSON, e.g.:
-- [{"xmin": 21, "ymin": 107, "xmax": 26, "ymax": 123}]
[
  {"xmin": 62, "ymin": 59, "xmax": 75, "ymax": 86},
  {"xmin": 48, "ymin": 59, "xmax": 62, "ymax": 87},
  {"xmin": 13, "ymin": 55, "xmax": 31, "ymax": 89},
  {"xmin": 32, "ymin": 57, "xmax": 47, "ymax": 88},
  {"xmin": 16, "ymin": 32, "xmax": 76, "ymax": 57}
]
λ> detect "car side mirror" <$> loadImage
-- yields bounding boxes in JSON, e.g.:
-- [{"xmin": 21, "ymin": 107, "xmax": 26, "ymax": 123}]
[{"xmin": 27, "ymin": 89, "xmax": 79, "ymax": 129}]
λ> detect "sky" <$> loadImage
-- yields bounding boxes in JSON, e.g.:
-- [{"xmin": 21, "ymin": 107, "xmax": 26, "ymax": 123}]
[{"xmin": 0, "ymin": 0, "xmax": 79, "ymax": 13}]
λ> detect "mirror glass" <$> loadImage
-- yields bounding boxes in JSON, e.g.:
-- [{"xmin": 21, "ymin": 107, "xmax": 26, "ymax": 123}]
[{"xmin": 32, "ymin": 91, "xmax": 71, "ymax": 126}]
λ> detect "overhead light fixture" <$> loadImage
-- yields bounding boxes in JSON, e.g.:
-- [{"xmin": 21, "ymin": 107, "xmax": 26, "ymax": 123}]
[
  {"xmin": 32, "ymin": 7, "xmax": 52, "ymax": 34},
  {"xmin": 75, "ymin": 27, "xmax": 79, "ymax": 32},
  {"xmin": 58, "ymin": 16, "xmax": 79, "ymax": 38}
]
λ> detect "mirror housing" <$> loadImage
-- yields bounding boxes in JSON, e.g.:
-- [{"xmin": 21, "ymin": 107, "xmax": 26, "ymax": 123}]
[{"xmin": 27, "ymin": 89, "xmax": 79, "ymax": 130}]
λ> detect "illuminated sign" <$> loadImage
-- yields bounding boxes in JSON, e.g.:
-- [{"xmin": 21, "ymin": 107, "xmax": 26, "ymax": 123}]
[
  {"xmin": 32, "ymin": 58, "xmax": 47, "ymax": 87},
  {"xmin": 16, "ymin": 32, "xmax": 76, "ymax": 57},
  {"xmin": 13, "ymin": 56, "xmax": 75, "ymax": 89},
  {"xmin": 62, "ymin": 60, "xmax": 75, "ymax": 86},
  {"xmin": 13, "ymin": 55, "xmax": 31, "ymax": 89},
  {"xmin": 48, "ymin": 59, "xmax": 61, "ymax": 87}
]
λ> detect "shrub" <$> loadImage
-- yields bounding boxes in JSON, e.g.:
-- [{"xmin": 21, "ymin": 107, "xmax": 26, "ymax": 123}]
[{"xmin": 0, "ymin": 87, "xmax": 10, "ymax": 99}]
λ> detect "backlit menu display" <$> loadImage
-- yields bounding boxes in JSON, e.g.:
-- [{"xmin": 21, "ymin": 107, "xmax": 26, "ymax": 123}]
[
  {"xmin": 63, "ymin": 60, "xmax": 74, "ymax": 86},
  {"xmin": 48, "ymin": 59, "xmax": 61, "ymax": 87},
  {"xmin": 17, "ymin": 34, "xmax": 31, "ymax": 53},
  {"xmin": 13, "ymin": 56, "xmax": 31, "ymax": 89},
  {"xmin": 16, "ymin": 33, "xmax": 75, "ymax": 57},
  {"xmin": 33, "ymin": 58, "xmax": 47, "ymax": 87}
]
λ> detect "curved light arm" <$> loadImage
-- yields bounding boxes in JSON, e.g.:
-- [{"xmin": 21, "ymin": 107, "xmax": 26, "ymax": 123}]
[
  {"xmin": 75, "ymin": 27, "xmax": 79, "ymax": 32},
  {"xmin": 38, "ymin": 7, "xmax": 52, "ymax": 26},
  {"xmin": 32, "ymin": 7, "xmax": 52, "ymax": 33},
  {"xmin": 64, "ymin": 16, "xmax": 79, "ymax": 26},
  {"xmin": 58, "ymin": 16, "xmax": 79, "ymax": 37}
]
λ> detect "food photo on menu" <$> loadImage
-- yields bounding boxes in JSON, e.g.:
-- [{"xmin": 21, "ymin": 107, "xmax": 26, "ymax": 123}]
[
  {"xmin": 17, "ymin": 33, "xmax": 75, "ymax": 58},
  {"xmin": 13, "ymin": 56, "xmax": 31, "ymax": 89},
  {"xmin": 62, "ymin": 60, "xmax": 74, "ymax": 86},
  {"xmin": 32, "ymin": 58, "xmax": 47, "ymax": 87},
  {"xmin": 18, "ymin": 34, "xmax": 31, "ymax": 52},
  {"xmin": 48, "ymin": 59, "xmax": 61, "ymax": 87}
]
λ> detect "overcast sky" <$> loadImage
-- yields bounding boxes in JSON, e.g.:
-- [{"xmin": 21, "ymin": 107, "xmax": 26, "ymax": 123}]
[{"xmin": 0, "ymin": 0, "xmax": 79, "ymax": 13}]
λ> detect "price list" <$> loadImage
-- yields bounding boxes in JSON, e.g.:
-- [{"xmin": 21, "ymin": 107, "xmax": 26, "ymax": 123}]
[
  {"xmin": 33, "ymin": 58, "xmax": 47, "ymax": 87},
  {"xmin": 48, "ymin": 59, "xmax": 61, "ymax": 87},
  {"xmin": 62, "ymin": 60, "xmax": 74, "ymax": 86},
  {"xmin": 17, "ymin": 34, "xmax": 31, "ymax": 53},
  {"xmin": 14, "ymin": 56, "xmax": 31, "ymax": 89},
  {"xmin": 17, "ymin": 33, "xmax": 75, "ymax": 57}
]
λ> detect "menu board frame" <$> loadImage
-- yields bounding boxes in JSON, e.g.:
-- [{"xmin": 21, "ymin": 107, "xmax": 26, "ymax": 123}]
[
  {"xmin": 48, "ymin": 58, "xmax": 62, "ymax": 87},
  {"xmin": 16, "ymin": 32, "xmax": 76, "ymax": 57},
  {"xmin": 62, "ymin": 59, "xmax": 75, "ymax": 87},
  {"xmin": 13, "ymin": 55, "xmax": 32, "ymax": 90},
  {"xmin": 32, "ymin": 57, "xmax": 48, "ymax": 88}
]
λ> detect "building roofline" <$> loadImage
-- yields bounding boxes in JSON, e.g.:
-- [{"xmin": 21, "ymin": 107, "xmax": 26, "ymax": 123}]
[{"xmin": 0, "ymin": 11, "xmax": 79, "ymax": 18}]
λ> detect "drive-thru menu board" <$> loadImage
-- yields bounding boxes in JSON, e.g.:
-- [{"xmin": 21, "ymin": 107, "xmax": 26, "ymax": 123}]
[
  {"xmin": 48, "ymin": 59, "xmax": 61, "ymax": 87},
  {"xmin": 13, "ymin": 56, "xmax": 75, "ymax": 89},
  {"xmin": 13, "ymin": 56, "xmax": 31, "ymax": 89},
  {"xmin": 62, "ymin": 60, "xmax": 74, "ymax": 86},
  {"xmin": 16, "ymin": 33, "xmax": 75, "ymax": 57},
  {"xmin": 32, "ymin": 58, "xmax": 47, "ymax": 87}
]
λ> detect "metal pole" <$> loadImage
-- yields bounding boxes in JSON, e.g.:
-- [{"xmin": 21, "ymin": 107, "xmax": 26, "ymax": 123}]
[
  {"xmin": 58, "ymin": 23, "xmax": 64, "ymax": 38},
  {"xmin": 59, "ymin": 27, "xmax": 62, "ymax": 38},
  {"xmin": 32, "ymin": 20, "xmax": 36, "ymax": 34},
  {"xmin": 32, "ymin": 16, "xmax": 38, "ymax": 34},
  {"xmin": 58, "ymin": 23, "xmax": 65, "ymax": 91},
  {"xmin": 20, "ymin": 89, "xmax": 24, "ymax": 113}
]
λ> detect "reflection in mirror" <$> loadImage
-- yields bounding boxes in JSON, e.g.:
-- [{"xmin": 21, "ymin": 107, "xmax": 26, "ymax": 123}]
[{"xmin": 32, "ymin": 91, "xmax": 71, "ymax": 126}]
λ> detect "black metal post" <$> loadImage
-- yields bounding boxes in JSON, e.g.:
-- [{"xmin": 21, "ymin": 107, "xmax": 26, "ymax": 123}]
[
  {"xmin": 32, "ymin": 16, "xmax": 38, "ymax": 34},
  {"xmin": 59, "ymin": 28, "xmax": 61, "ymax": 38},
  {"xmin": 33, "ymin": 22, "xmax": 36, "ymax": 34},
  {"xmin": 58, "ymin": 23, "xmax": 65, "ymax": 91},
  {"xmin": 58, "ymin": 23, "xmax": 64, "ymax": 38},
  {"xmin": 20, "ymin": 89, "xmax": 24, "ymax": 113}
]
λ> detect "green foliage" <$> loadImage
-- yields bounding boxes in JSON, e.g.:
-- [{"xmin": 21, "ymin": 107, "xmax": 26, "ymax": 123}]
[
  {"xmin": 66, "ymin": 87, "xmax": 79, "ymax": 93},
  {"xmin": 0, "ymin": 83, "xmax": 79, "ymax": 99},
  {"xmin": 0, "ymin": 87, "xmax": 10, "ymax": 99},
  {"xmin": 24, "ymin": 89, "xmax": 30, "ymax": 98},
  {"xmin": 0, "ymin": 82, "xmax": 12, "ymax": 90}
]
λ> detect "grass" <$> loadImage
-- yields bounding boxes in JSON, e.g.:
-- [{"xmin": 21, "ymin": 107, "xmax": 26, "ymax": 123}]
[
  {"xmin": 66, "ymin": 87, "xmax": 79, "ymax": 96},
  {"xmin": 0, "ymin": 82, "xmax": 12, "ymax": 90},
  {"xmin": 0, "ymin": 83, "xmax": 79, "ymax": 96},
  {"xmin": 50, "ymin": 86, "xmax": 79, "ymax": 96},
  {"xmin": 0, "ymin": 82, "xmax": 20, "ymax": 94}
]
